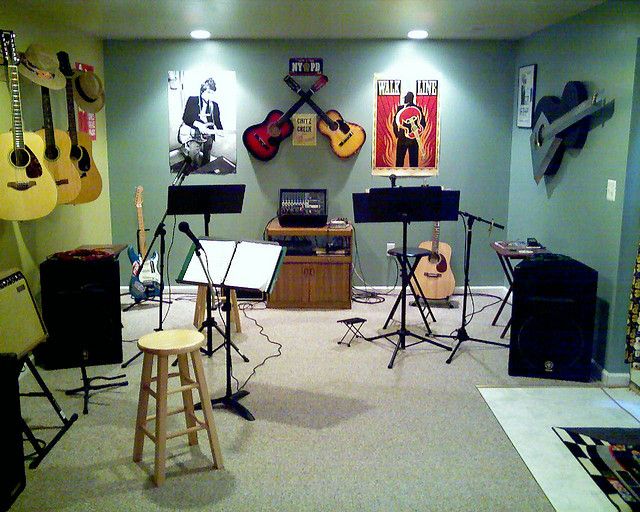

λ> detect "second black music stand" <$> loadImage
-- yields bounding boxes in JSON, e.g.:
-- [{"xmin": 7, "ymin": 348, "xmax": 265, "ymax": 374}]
[
  {"xmin": 352, "ymin": 186, "xmax": 460, "ymax": 368},
  {"xmin": 167, "ymin": 185, "xmax": 246, "ymax": 358}
]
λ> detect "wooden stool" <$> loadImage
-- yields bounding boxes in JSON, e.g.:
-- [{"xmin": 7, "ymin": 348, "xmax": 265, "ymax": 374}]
[
  {"xmin": 133, "ymin": 329, "xmax": 223, "ymax": 486},
  {"xmin": 193, "ymin": 285, "xmax": 242, "ymax": 333}
]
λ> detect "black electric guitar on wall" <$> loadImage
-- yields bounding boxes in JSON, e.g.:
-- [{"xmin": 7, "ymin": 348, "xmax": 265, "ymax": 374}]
[{"xmin": 242, "ymin": 75, "xmax": 328, "ymax": 161}]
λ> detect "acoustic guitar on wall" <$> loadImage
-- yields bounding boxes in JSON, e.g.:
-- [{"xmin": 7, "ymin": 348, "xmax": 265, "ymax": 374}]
[
  {"xmin": 127, "ymin": 186, "xmax": 161, "ymax": 301},
  {"xmin": 0, "ymin": 30, "xmax": 57, "ymax": 221},
  {"xmin": 37, "ymin": 86, "xmax": 81, "ymax": 204},
  {"xmin": 57, "ymin": 51, "xmax": 102, "ymax": 204},
  {"xmin": 412, "ymin": 221, "xmax": 455, "ymax": 300},
  {"xmin": 283, "ymin": 75, "xmax": 366, "ymax": 159}
]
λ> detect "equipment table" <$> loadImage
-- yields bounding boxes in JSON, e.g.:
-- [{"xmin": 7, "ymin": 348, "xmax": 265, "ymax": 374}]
[{"xmin": 490, "ymin": 242, "xmax": 548, "ymax": 338}]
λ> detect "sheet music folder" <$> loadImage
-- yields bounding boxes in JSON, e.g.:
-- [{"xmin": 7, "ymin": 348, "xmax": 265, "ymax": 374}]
[
  {"xmin": 352, "ymin": 186, "xmax": 460, "ymax": 223},
  {"xmin": 177, "ymin": 239, "xmax": 286, "ymax": 294}
]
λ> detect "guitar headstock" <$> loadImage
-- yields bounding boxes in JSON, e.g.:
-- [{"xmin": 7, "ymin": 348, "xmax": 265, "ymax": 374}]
[
  {"xmin": 56, "ymin": 51, "xmax": 73, "ymax": 78},
  {"xmin": 283, "ymin": 75, "xmax": 301, "ymax": 94},
  {"xmin": 0, "ymin": 30, "xmax": 18, "ymax": 67},
  {"xmin": 134, "ymin": 186, "xmax": 144, "ymax": 208},
  {"xmin": 311, "ymin": 74, "xmax": 328, "ymax": 93}
]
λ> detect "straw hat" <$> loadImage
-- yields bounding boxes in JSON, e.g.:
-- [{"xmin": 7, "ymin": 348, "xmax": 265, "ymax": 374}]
[
  {"xmin": 17, "ymin": 43, "xmax": 66, "ymax": 90},
  {"xmin": 72, "ymin": 70, "xmax": 105, "ymax": 113}
]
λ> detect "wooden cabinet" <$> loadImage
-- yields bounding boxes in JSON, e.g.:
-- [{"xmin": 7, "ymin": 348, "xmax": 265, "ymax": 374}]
[{"xmin": 266, "ymin": 220, "xmax": 352, "ymax": 309}]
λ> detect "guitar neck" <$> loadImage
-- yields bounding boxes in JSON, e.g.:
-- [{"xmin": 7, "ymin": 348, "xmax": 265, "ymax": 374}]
[
  {"xmin": 432, "ymin": 222, "xmax": 440, "ymax": 254},
  {"xmin": 40, "ymin": 87, "xmax": 57, "ymax": 150},
  {"xmin": 279, "ymin": 95, "xmax": 309, "ymax": 125},
  {"xmin": 8, "ymin": 65, "xmax": 25, "ymax": 149},
  {"xmin": 543, "ymin": 96, "xmax": 603, "ymax": 140},
  {"xmin": 301, "ymin": 95, "xmax": 335, "ymax": 127},
  {"xmin": 64, "ymin": 78, "xmax": 79, "ymax": 146},
  {"xmin": 136, "ymin": 206, "xmax": 147, "ymax": 258}
]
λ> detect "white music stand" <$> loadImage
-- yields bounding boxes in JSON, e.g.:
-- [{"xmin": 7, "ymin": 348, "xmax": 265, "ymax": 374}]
[{"xmin": 177, "ymin": 239, "xmax": 285, "ymax": 420}]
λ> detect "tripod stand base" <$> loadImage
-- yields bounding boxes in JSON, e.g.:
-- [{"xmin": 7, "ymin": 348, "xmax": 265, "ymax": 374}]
[
  {"xmin": 202, "ymin": 340, "xmax": 250, "ymax": 362},
  {"xmin": 65, "ymin": 368, "xmax": 128, "ymax": 414},
  {"xmin": 195, "ymin": 390, "xmax": 254, "ymax": 421},
  {"xmin": 369, "ymin": 328, "xmax": 452, "ymax": 369},
  {"xmin": 435, "ymin": 327, "xmax": 509, "ymax": 364}
]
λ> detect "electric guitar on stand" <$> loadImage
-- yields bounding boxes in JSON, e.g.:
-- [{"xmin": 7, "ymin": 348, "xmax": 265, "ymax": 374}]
[
  {"xmin": 127, "ymin": 186, "xmax": 161, "ymax": 301},
  {"xmin": 243, "ymin": 74, "xmax": 328, "ymax": 161},
  {"xmin": 57, "ymin": 51, "xmax": 102, "ymax": 204},
  {"xmin": 0, "ymin": 30, "xmax": 57, "ymax": 221},
  {"xmin": 283, "ymin": 75, "xmax": 366, "ymax": 159},
  {"xmin": 412, "ymin": 221, "xmax": 456, "ymax": 300}
]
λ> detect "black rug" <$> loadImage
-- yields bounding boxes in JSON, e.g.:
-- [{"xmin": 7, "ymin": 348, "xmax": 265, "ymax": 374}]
[{"xmin": 553, "ymin": 427, "xmax": 640, "ymax": 511}]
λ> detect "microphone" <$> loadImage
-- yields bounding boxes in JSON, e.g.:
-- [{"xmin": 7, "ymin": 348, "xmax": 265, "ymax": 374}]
[{"xmin": 178, "ymin": 221, "xmax": 203, "ymax": 252}]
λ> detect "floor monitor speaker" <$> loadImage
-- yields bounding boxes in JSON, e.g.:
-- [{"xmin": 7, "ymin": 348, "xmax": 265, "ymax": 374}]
[{"xmin": 509, "ymin": 253, "xmax": 597, "ymax": 382}]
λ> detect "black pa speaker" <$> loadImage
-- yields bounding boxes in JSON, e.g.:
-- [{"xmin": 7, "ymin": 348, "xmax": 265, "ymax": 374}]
[
  {"xmin": 509, "ymin": 254, "xmax": 598, "ymax": 382},
  {"xmin": 36, "ymin": 257, "xmax": 123, "ymax": 369},
  {"xmin": 0, "ymin": 354, "xmax": 25, "ymax": 511}
]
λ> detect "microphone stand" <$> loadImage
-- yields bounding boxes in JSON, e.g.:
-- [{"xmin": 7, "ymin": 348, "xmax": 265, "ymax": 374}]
[
  {"xmin": 435, "ymin": 211, "xmax": 509, "ymax": 364},
  {"xmin": 121, "ymin": 159, "xmax": 193, "ymax": 368}
]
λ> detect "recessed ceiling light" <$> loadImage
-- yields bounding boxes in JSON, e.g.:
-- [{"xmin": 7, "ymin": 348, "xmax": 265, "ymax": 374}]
[
  {"xmin": 190, "ymin": 29, "xmax": 211, "ymax": 40},
  {"xmin": 407, "ymin": 29, "xmax": 428, "ymax": 40}
]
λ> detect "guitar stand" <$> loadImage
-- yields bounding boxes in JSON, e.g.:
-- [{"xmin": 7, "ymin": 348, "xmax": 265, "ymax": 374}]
[
  {"xmin": 20, "ymin": 358, "xmax": 78, "ymax": 469},
  {"xmin": 434, "ymin": 212, "xmax": 509, "ymax": 364},
  {"xmin": 65, "ymin": 352, "xmax": 128, "ymax": 414}
]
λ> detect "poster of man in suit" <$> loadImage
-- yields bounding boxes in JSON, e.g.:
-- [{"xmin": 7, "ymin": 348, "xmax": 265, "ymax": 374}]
[
  {"xmin": 372, "ymin": 75, "xmax": 439, "ymax": 176},
  {"xmin": 168, "ymin": 69, "xmax": 237, "ymax": 175}
]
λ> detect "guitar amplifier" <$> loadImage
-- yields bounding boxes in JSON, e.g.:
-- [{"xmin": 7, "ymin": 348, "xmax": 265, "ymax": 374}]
[{"xmin": 278, "ymin": 188, "xmax": 327, "ymax": 227}]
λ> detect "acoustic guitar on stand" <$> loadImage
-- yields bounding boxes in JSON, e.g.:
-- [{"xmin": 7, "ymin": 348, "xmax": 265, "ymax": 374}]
[
  {"xmin": 412, "ymin": 221, "xmax": 455, "ymax": 300},
  {"xmin": 283, "ymin": 75, "xmax": 366, "ymax": 159},
  {"xmin": 243, "ymin": 74, "xmax": 328, "ymax": 161},
  {"xmin": 127, "ymin": 186, "xmax": 161, "ymax": 301},
  {"xmin": 0, "ymin": 30, "xmax": 57, "ymax": 221},
  {"xmin": 37, "ymin": 86, "xmax": 81, "ymax": 204},
  {"xmin": 57, "ymin": 51, "xmax": 102, "ymax": 204}
]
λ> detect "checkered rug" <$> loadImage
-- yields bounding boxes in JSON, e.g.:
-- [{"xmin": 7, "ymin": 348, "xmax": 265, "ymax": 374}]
[{"xmin": 553, "ymin": 427, "xmax": 640, "ymax": 511}]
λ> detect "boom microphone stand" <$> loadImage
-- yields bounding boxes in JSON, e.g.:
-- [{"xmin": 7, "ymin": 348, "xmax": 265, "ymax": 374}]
[{"xmin": 437, "ymin": 211, "xmax": 509, "ymax": 364}]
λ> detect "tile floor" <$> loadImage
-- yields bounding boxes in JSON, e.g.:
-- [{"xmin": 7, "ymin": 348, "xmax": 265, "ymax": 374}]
[{"xmin": 479, "ymin": 386, "xmax": 640, "ymax": 511}]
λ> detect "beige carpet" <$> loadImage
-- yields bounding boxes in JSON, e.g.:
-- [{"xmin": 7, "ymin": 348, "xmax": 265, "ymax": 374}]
[{"xmin": 14, "ymin": 290, "xmax": 565, "ymax": 511}]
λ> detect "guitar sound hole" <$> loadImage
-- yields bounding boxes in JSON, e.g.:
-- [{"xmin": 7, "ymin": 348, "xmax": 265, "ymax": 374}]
[
  {"xmin": 428, "ymin": 253, "xmax": 440, "ymax": 264},
  {"xmin": 267, "ymin": 124, "xmax": 282, "ymax": 137},
  {"xmin": 10, "ymin": 148, "xmax": 30, "ymax": 167},
  {"xmin": 45, "ymin": 145, "xmax": 60, "ymax": 161},
  {"xmin": 70, "ymin": 144, "xmax": 82, "ymax": 161}
]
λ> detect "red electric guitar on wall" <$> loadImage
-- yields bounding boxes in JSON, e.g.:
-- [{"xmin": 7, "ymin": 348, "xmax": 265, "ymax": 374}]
[{"xmin": 243, "ymin": 75, "xmax": 328, "ymax": 161}]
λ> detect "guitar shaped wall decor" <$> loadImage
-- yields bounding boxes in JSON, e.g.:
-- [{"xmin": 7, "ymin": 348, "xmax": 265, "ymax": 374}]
[
  {"xmin": 127, "ymin": 186, "xmax": 161, "ymax": 301},
  {"xmin": 243, "ymin": 74, "xmax": 328, "ymax": 161},
  {"xmin": 57, "ymin": 51, "xmax": 102, "ymax": 204},
  {"xmin": 412, "ymin": 221, "xmax": 455, "ymax": 300},
  {"xmin": 0, "ymin": 30, "xmax": 57, "ymax": 221},
  {"xmin": 530, "ymin": 81, "xmax": 607, "ymax": 184},
  {"xmin": 284, "ymin": 74, "xmax": 366, "ymax": 159},
  {"xmin": 396, "ymin": 105, "xmax": 425, "ymax": 158},
  {"xmin": 37, "ymin": 86, "xmax": 81, "ymax": 204}
]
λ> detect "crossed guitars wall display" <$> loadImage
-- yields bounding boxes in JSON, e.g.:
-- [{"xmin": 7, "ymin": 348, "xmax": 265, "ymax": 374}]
[
  {"xmin": 243, "ymin": 74, "xmax": 366, "ymax": 161},
  {"xmin": 0, "ymin": 31, "xmax": 104, "ymax": 221}
]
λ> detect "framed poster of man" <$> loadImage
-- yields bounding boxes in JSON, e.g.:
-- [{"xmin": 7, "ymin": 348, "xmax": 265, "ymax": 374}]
[
  {"xmin": 168, "ymin": 69, "xmax": 237, "ymax": 175},
  {"xmin": 372, "ymin": 75, "xmax": 440, "ymax": 177}
]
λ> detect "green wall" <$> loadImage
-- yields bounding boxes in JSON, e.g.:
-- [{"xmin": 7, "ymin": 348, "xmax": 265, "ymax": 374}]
[
  {"xmin": 508, "ymin": 1, "xmax": 640, "ymax": 373},
  {"xmin": 104, "ymin": 39, "xmax": 515, "ymax": 290},
  {"xmin": 0, "ymin": 8, "xmax": 112, "ymax": 291}
]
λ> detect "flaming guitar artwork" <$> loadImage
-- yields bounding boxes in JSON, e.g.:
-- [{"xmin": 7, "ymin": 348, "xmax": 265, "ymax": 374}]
[{"xmin": 373, "ymin": 76, "xmax": 440, "ymax": 177}]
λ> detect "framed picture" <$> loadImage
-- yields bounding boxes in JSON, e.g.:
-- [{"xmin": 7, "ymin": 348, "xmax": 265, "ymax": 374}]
[{"xmin": 517, "ymin": 64, "xmax": 536, "ymax": 128}]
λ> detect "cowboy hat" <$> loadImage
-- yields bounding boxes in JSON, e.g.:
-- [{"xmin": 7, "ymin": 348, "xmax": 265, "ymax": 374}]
[
  {"xmin": 17, "ymin": 43, "xmax": 66, "ymax": 90},
  {"xmin": 72, "ymin": 70, "xmax": 105, "ymax": 113}
]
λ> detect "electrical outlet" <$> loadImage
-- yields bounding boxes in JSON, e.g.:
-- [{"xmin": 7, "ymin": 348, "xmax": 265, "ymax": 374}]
[
  {"xmin": 607, "ymin": 179, "xmax": 616, "ymax": 202},
  {"xmin": 386, "ymin": 242, "xmax": 395, "ymax": 255}
]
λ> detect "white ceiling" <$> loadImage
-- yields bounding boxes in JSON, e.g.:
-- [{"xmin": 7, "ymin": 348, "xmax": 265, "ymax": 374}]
[{"xmin": 10, "ymin": 0, "xmax": 605, "ymax": 41}]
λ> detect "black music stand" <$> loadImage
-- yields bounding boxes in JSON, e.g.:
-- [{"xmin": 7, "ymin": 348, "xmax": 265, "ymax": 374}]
[
  {"xmin": 168, "ymin": 185, "xmax": 246, "ymax": 358},
  {"xmin": 352, "ymin": 186, "xmax": 460, "ymax": 368}
]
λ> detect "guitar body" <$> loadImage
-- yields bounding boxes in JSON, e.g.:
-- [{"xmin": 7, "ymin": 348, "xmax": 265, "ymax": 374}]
[
  {"xmin": 317, "ymin": 110, "xmax": 366, "ymax": 158},
  {"xmin": 412, "ymin": 240, "xmax": 455, "ymax": 300},
  {"xmin": 68, "ymin": 131, "xmax": 102, "ymax": 204},
  {"xmin": 242, "ymin": 110, "xmax": 294, "ymax": 161},
  {"xmin": 127, "ymin": 246, "xmax": 161, "ymax": 301},
  {"xmin": 35, "ymin": 127, "xmax": 81, "ymax": 204},
  {"xmin": 0, "ymin": 131, "xmax": 57, "ymax": 220}
]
